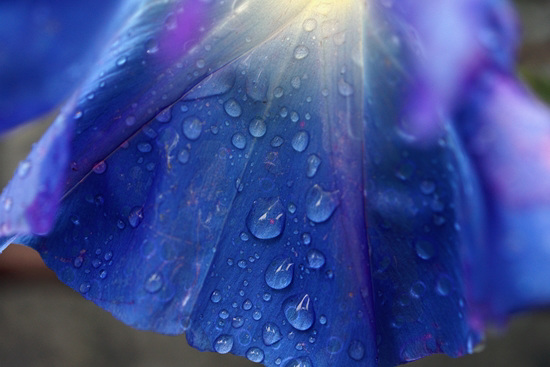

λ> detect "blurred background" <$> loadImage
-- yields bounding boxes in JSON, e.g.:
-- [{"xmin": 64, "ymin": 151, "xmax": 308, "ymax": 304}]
[{"xmin": 1, "ymin": 0, "xmax": 550, "ymax": 366}]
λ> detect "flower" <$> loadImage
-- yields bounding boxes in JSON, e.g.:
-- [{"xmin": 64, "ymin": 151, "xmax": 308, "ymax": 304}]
[{"xmin": 1, "ymin": 1, "xmax": 550, "ymax": 366}]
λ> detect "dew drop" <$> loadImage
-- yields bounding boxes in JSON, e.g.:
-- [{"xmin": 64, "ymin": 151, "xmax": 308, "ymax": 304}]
[
  {"xmin": 253, "ymin": 309, "xmax": 262, "ymax": 321},
  {"xmin": 211, "ymin": 290, "xmax": 222, "ymax": 303},
  {"xmin": 273, "ymin": 87, "xmax": 284, "ymax": 98},
  {"xmin": 291, "ymin": 131, "xmax": 309, "ymax": 152},
  {"xmin": 265, "ymin": 257, "xmax": 294, "ymax": 290},
  {"xmin": 249, "ymin": 118, "xmax": 267, "ymax": 138},
  {"xmin": 224, "ymin": 98, "xmax": 242, "ymax": 118},
  {"xmin": 285, "ymin": 357, "xmax": 313, "ymax": 367},
  {"xmin": 219, "ymin": 309, "xmax": 229, "ymax": 319},
  {"xmin": 137, "ymin": 142, "xmax": 152, "ymax": 153},
  {"xmin": 283, "ymin": 294, "xmax": 315, "ymax": 331},
  {"xmin": 182, "ymin": 116, "xmax": 202, "ymax": 140},
  {"xmin": 104, "ymin": 251, "xmax": 113, "ymax": 261},
  {"xmin": 144, "ymin": 272, "xmax": 163, "ymax": 293},
  {"xmin": 305, "ymin": 184, "xmax": 339, "ymax": 223},
  {"xmin": 306, "ymin": 154, "xmax": 321, "ymax": 178},
  {"xmin": 348, "ymin": 340, "xmax": 365, "ymax": 361},
  {"xmin": 294, "ymin": 45, "xmax": 310, "ymax": 60},
  {"xmin": 232, "ymin": 133, "xmax": 247, "ymax": 149},
  {"xmin": 288, "ymin": 203, "xmax": 297, "ymax": 214},
  {"xmin": 306, "ymin": 249, "xmax": 326, "ymax": 269},
  {"xmin": 128, "ymin": 206, "xmax": 144, "ymax": 228},
  {"xmin": 214, "ymin": 334, "xmax": 234, "ymax": 354},
  {"xmin": 246, "ymin": 197, "xmax": 286, "ymax": 240},
  {"xmin": 319, "ymin": 315, "xmax": 327, "ymax": 325},
  {"xmin": 262, "ymin": 322, "xmax": 283, "ymax": 346},
  {"xmin": 246, "ymin": 347, "xmax": 265, "ymax": 363}
]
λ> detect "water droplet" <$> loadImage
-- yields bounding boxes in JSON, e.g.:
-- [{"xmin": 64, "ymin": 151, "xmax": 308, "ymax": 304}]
[
  {"xmin": 182, "ymin": 116, "xmax": 202, "ymax": 140},
  {"xmin": 137, "ymin": 142, "xmax": 152, "ymax": 153},
  {"xmin": 265, "ymin": 257, "xmax": 294, "ymax": 289},
  {"xmin": 232, "ymin": 133, "xmax": 247, "ymax": 149},
  {"xmin": 249, "ymin": 118, "xmax": 267, "ymax": 138},
  {"xmin": 291, "ymin": 76, "xmax": 301, "ymax": 89},
  {"xmin": 348, "ymin": 340, "xmax": 365, "ymax": 361},
  {"xmin": 17, "ymin": 160, "xmax": 31, "ymax": 178},
  {"xmin": 128, "ymin": 206, "xmax": 144, "ymax": 228},
  {"xmin": 3, "ymin": 198, "xmax": 12, "ymax": 212},
  {"xmin": 319, "ymin": 315, "xmax": 327, "ymax": 325},
  {"xmin": 92, "ymin": 259, "xmax": 102, "ymax": 268},
  {"xmin": 246, "ymin": 347, "xmax": 265, "ymax": 363},
  {"xmin": 271, "ymin": 136, "xmax": 284, "ymax": 147},
  {"xmin": 99, "ymin": 269, "xmax": 107, "ymax": 279},
  {"xmin": 338, "ymin": 78, "xmax": 354, "ymax": 96},
  {"xmin": 410, "ymin": 281, "xmax": 426, "ymax": 298},
  {"xmin": 306, "ymin": 184, "xmax": 339, "ymax": 223},
  {"xmin": 178, "ymin": 149, "xmax": 190, "ymax": 164},
  {"xmin": 303, "ymin": 18, "xmax": 317, "ymax": 32},
  {"xmin": 294, "ymin": 45, "xmax": 310, "ymax": 60},
  {"xmin": 73, "ymin": 257, "xmax": 83, "ymax": 268},
  {"xmin": 224, "ymin": 98, "xmax": 242, "ymax": 118},
  {"xmin": 285, "ymin": 357, "xmax": 312, "ymax": 367},
  {"xmin": 273, "ymin": 87, "xmax": 284, "ymax": 98},
  {"xmin": 283, "ymin": 294, "xmax": 315, "ymax": 331},
  {"xmin": 104, "ymin": 251, "xmax": 113, "ymax": 261},
  {"xmin": 93, "ymin": 161, "xmax": 107, "ymax": 174},
  {"xmin": 196, "ymin": 58, "xmax": 206, "ymax": 69},
  {"xmin": 79, "ymin": 282, "xmax": 91, "ymax": 293},
  {"xmin": 262, "ymin": 322, "xmax": 283, "ymax": 346},
  {"xmin": 116, "ymin": 56, "xmax": 127, "ymax": 67},
  {"xmin": 292, "ymin": 131, "xmax": 309, "ymax": 152},
  {"xmin": 214, "ymin": 334, "xmax": 234, "ymax": 354},
  {"xmin": 126, "ymin": 115, "xmax": 137, "ymax": 126},
  {"xmin": 211, "ymin": 290, "xmax": 222, "ymax": 303},
  {"xmin": 306, "ymin": 249, "xmax": 325, "ymax": 269},
  {"xmin": 302, "ymin": 232, "xmax": 311, "ymax": 245},
  {"xmin": 420, "ymin": 180, "xmax": 436, "ymax": 195},
  {"xmin": 232, "ymin": 316, "xmax": 244, "ymax": 328},
  {"xmin": 219, "ymin": 309, "xmax": 229, "ymax": 319},
  {"xmin": 415, "ymin": 240, "xmax": 435, "ymax": 260},
  {"xmin": 144, "ymin": 272, "xmax": 163, "ymax": 293},
  {"xmin": 306, "ymin": 154, "xmax": 322, "ymax": 178},
  {"xmin": 263, "ymin": 292, "xmax": 272, "ymax": 302},
  {"xmin": 243, "ymin": 299, "xmax": 253, "ymax": 311},
  {"xmin": 145, "ymin": 38, "xmax": 159, "ymax": 54},
  {"xmin": 253, "ymin": 309, "xmax": 262, "ymax": 320},
  {"xmin": 246, "ymin": 197, "xmax": 286, "ymax": 239},
  {"xmin": 436, "ymin": 275, "xmax": 452, "ymax": 296}
]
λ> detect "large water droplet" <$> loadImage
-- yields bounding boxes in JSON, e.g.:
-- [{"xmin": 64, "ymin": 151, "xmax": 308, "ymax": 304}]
[
  {"xmin": 285, "ymin": 357, "xmax": 313, "ymax": 367},
  {"xmin": 232, "ymin": 133, "xmax": 247, "ymax": 149},
  {"xmin": 246, "ymin": 347, "xmax": 265, "ymax": 363},
  {"xmin": 283, "ymin": 294, "xmax": 315, "ymax": 331},
  {"xmin": 348, "ymin": 340, "xmax": 365, "ymax": 361},
  {"xmin": 246, "ymin": 197, "xmax": 286, "ymax": 239},
  {"xmin": 262, "ymin": 322, "xmax": 283, "ymax": 346},
  {"xmin": 306, "ymin": 249, "xmax": 326, "ymax": 269},
  {"xmin": 306, "ymin": 154, "xmax": 321, "ymax": 178},
  {"xmin": 224, "ymin": 98, "xmax": 242, "ymax": 118},
  {"xmin": 265, "ymin": 257, "xmax": 294, "ymax": 290},
  {"xmin": 294, "ymin": 45, "xmax": 310, "ymax": 60},
  {"xmin": 305, "ymin": 185, "xmax": 339, "ymax": 223},
  {"xmin": 249, "ymin": 118, "xmax": 267, "ymax": 138},
  {"xmin": 214, "ymin": 334, "xmax": 234, "ymax": 354},
  {"xmin": 128, "ymin": 206, "xmax": 144, "ymax": 228},
  {"xmin": 144, "ymin": 272, "xmax": 163, "ymax": 293},
  {"xmin": 292, "ymin": 131, "xmax": 309, "ymax": 152},
  {"xmin": 182, "ymin": 116, "xmax": 202, "ymax": 140}
]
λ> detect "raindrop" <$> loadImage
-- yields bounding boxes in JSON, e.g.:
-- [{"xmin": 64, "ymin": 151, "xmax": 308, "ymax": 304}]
[
  {"xmin": 306, "ymin": 249, "xmax": 326, "ymax": 269},
  {"xmin": 271, "ymin": 136, "xmax": 284, "ymax": 147},
  {"xmin": 224, "ymin": 98, "xmax": 242, "ymax": 118},
  {"xmin": 246, "ymin": 347, "xmax": 265, "ymax": 363},
  {"xmin": 306, "ymin": 154, "xmax": 321, "ymax": 178},
  {"xmin": 265, "ymin": 257, "xmax": 294, "ymax": 290},
  {"xmin": 232, "ymin": 133, "xmax": 247, "ymax": 149},
  {"xmin": 348, "ymin": 340, "xmax": 365, "ymax": 361},
  {"xmin": 305, "ymin": 184, "xmax": 339, "ymax": 223},
  {"xmin": 246, "ymin": 197, "xmax": 286, "ymax": 239},
  {"xmin": 283, "ymin": 294, "xmax": 315, "ymax": 331},
  {"xmin": 182, "ymin": 116, "xmax": 202, "ymax": 140},
  {"xmin": 214, "ymin": 334, "xmax": 234, "ymax": 354},
  {"xmin": 128, "ymin": 206, "xmax": 144, "ymax": 228},
  {"xmin": 262, "ymin": 322, "xmax": 283, "ymax": 346},
  {"xmin": 144, "ymin": 272, "xmax": 163, "ymax": 293},
  {"xmin": 294, "ymin": 45, "xmax": 310, "ymax": 60},
  {"xmin": 211, "ymin": 290, "xmax": 222, "ymax": 303},
  {"xmin": 285, "ymin": 357, "xmax": 312, "ymax": 367},
  {"xmin": 303, "ymin": 18, "xmax": 317, "ymax": 32},
  {"xmin": 249, "ymin": 118, "xmax": 267, "ymax": 138},
  {"xmin": 292, "ymin": 131, "xmax": 309, "ymax": 152},
  {"xmin": 415, "ymin": 240, "xmax": 435, "ymax": 260}
]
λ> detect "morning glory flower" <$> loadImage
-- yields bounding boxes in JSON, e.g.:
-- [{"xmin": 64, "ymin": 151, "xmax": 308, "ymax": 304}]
[{"xmin": 1, "ymin": 0, "xmax": 550, "ymax": 366}]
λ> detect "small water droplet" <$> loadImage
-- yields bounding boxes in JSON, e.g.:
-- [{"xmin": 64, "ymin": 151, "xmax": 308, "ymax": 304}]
[
  {"xmin": 436, "ymin": 275, "xmax": 452, "ymax": 296},
  {"xmin": 79, "ymin": 282, "xmax": 91, "ymax": 293},
  {"xmin": 415, "ymin": 240, "xmax": 435, "ymax": 260},
  {"xmin": 178, "ymin": 149, "xmax": 190, "ymax": 164},
  {"xmin": 144, "ymin": 272, "xmax": 163, "ymax": 293},
  {"xmin": 3, "ymin": 198, "xmax": 12, "ymax": 212},
  {"xmin": 126, "ymin": 115, "xmax": 137, "ymax": 126},
  {"xmin": 128, "ymin": 206, "xmax": 144, "ymax": 228},
  {"xmin": 303, "ymin": 18, "xmax": 317, "ymax": 32},
  {"xmin": 93, "ymin": 161, "xmax": 107, "ymax": 174},
  {"xmin": 291, "ymin": 131, "xmax": 309, "ymax": 152},
  {"xmin": 301, "ymin": 232, "xmax": 311, "ymax": 245},
  {"xmin": 265, "ymin": 257, "xmax": 294, "ymax": 290},
  {"xmin": 291, "ymin": 76, "xmax": 301, "ymax": 89},
  {"xmin": 182, "ymin": 116, "xmax": 202, "ymax": 140},
  {"xmin": 249, "ymin": 118, "xmax": 267, "ymax": 138},
  {"xmin": 306, "ymin": 154, "xmax": 321, "ymax": 178},
  {"xmin": 283, "ymin": 294, "xmax": 315, "ymax": 331},
  {"xmin": 263, "ymin": 292, "xmax": 272, "ymax": 302},
  {"xmin": 246, "ymin": 197, "xmax": 286, "ymax": 240},
  {"xmin": 420, "ymin": 180, "xmax": 436, "ymax": 195},
  {"xmin": 253, "ymin": 309, "xmax": 262, "ymax": 321},
  {"xmin": 99, "ymin": 269, "xmax": 107, "ymax": 279},
  {"xmin": 73, "ymin": 257, "xmax": 83, "ymax": 268},
  {"xmin": 219, "ymin": 309, "xmax": 229, "ymax": 319},
  {"xmin": 232, "ymin": 316, "xmax": 244, "ymax": 328},
  {"xmin": 271, "ymin": 136, "xmax": 284, "ymax": 147},
  {"xmin": 232, "ymin": 133, "xmax": 247, "ymax": 149},
  {"xmin": 348, "ymin": 340, "xmax": 365, "ymax": 361},
  {"xmin": 410, "ymin": 281, "xmax": 426, "ymax": 298},
  {"xmin": 305, "ymin": 184, "xmax": 339, "ymax": 223},
  {"xmin": 17, "ymin": 160, "xmax": 31, "ymax": 178},
  {"xmin": 116, "ymin": 56, "xmax": 127, "ymax": 67},
  {"xmin": 104, "ymin": 251, "xmax": 113, "ymax": 261},
  {"xmin": 285, "ymin": 357, "xmax": 313, "ymax": 367},
  {"xmin": 224, "ymin": 98, "xmax": 242, "ymax": 118},
  {"xmin": 246, "ymin": 347, "xmax": 265, "ymax": 363},
  {"xmin": 319, "ymin": 315, "xmax": 327, "ymax": 325},
  {"xmin": 196, "ymin": 58, "xmax": 206, "ymax": 69},
  {"xmin": 211, "ymin": 290, "xmax": 222, "ymax": 303},
  {"xmin": 338, "ymin": 78, "xmax": 354, "ymax": 96},
  {"xmin": 214, "ymin": 334, "xmax": 234, "ymax": 354},
  {"xmin": 294, "ymin": 45, "xmax": 310, "ymax": 60},
  {"xmin": 306, "ymin": 249, "xmax": 325, "ymax": 269},
  {"xmin": 273, "ymin": 87, "xmax": 284, "ymax": 98},
  {"xmin": 145, "ymin": 38, "xmax": 159, "ymax": 54},
  {"xmin": 262, "ymin": 322, "xmax": 283, "ymax": 346},
  {"xmin": 243, "ymin": 299, "xmax": 253, "ymax": 311},
  {"xmin": 288, "ymin": 203, "xmax": 297, "ymax": 214}
]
